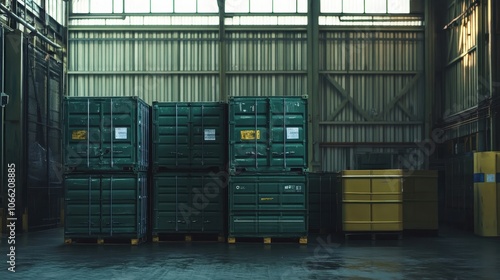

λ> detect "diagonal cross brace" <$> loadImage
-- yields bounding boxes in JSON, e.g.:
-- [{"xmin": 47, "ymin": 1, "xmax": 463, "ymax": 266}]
[
  {"xmin": 324, "ymin": 74, "xmax": 374, "ymax": 121},
  {"xmin": 397, "ymin": 102, "xmax": 418, "ymax": 121},
  {"xmin": 376, "ymin": 72, "xmax": 422, "ymax": 120},
  {"xmin": 328, "ymin": 99, "xmax": 349, "ymax": 121}
]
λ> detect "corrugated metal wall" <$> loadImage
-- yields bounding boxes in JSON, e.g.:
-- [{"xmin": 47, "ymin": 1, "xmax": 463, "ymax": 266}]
[
  {"xmin": 443, "ymin": 0, "xmax": 478, "ymax": 118},
  {"xmin": 226, "ymin": 32, "xmax": 307, "ymax": 97},
  {"xmin": 24, "ymin": 42, "xmax": 64, "ymax": 231},
  {"xmin": 68, "ymin": 30, "xmax": 308, "ymax": 102},
  {"xmin": 68, "ymin": 31, "xmax": 220, "ymax": 103},
  {"xmin": 319, "ymin": 31, "xmax": 425, "ymax": 171}
]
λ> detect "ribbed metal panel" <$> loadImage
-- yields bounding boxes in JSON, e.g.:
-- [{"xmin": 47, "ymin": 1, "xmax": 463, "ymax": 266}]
[
  {"xmin": 319, "ymin": 31, "xmax": 425, "ymax": 172},
  {"xmin": 47, "ymin": 0, "xmax": 65, "ymax": 25},
  {"xmin": 443, "ymin": 0, "xmax": 478, "ymax": 116},
  {"xmin": 321, "ymin": 122, "xmax": 422, "ymax": 143},
  {"xmin": 320, "ymin": 75, "xmax": 424, "ymax": 123},
  {"xmin": 68, "ymin": 31, "xmax": 220, "ymax": 103},
  {"xmin": 226, "ymin": 31, "xmax": 307, "ymax": 97},
  {"xmin": 322, "ymin": 147, "xmax": 423, "ymax": 172},
  {"xmin": 444, "ymin": 122, "xmax": 479, "ymax": 140},
  {"xmin": 227, "ymin": 75, "xmax": 307, "ymax": 97},
  {"xmin": 69, "ymin": 75, "xmax": 220, "ymax": 103}
]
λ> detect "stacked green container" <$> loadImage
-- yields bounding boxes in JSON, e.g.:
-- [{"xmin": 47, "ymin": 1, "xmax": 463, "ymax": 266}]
[
  {"xmin": 64, "ymin": 97, "xmax": 150, "ymax": 173},
  {"xmin": 151, "ymin": 102, "xmax": 227, "ymax": 241},
  {"xmin": 64, "ymin": 173, "xmax": 148, "ymax": 244},
  {"xmin": 152, "ymin": 102, "xmax": 227, "ymax": 171},
  {"xmin": 63, "ymin": 97, "xmax": 150, "ymax": 245},
  {"xmin": 228, "ymin": 96, "xmax": 308, "ymax": 174},
  {"xmin": 227, "ymin": 96, "xmax": 308, "ymax": 244},
  {"xmin": 152, "ymin": 172, "xmax": 225, "ymax": 238}
]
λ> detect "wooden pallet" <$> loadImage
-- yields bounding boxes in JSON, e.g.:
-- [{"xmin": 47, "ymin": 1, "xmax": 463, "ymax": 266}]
[
  {"xmin": 344, "ymin": 231, "xmax": 403, "ymax": 241},
  {"xmin": 152, "ymin": 233, "xmax": 225, "ymax": 243},
  {"xmin": 227, "ymin": 236, "xmax": 308, "ymax": 245},
  {"xmin": 64, "ymin": 236, "xmax": 146, "ymax": 245}
]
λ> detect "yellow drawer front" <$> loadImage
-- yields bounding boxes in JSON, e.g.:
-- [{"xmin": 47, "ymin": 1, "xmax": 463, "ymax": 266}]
[
  {"xmin": 343, "ymin": 203, "xmax": 371, "ymax": 232},
  {"xmin": 372, "ymin": 203, "xmax": 403, "ymax": 231}
]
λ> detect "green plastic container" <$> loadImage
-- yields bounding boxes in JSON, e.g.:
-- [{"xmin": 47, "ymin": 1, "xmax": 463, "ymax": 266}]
[
  {"xmin": 228, "ymin": 96, "xmax": 308, "ymax": 174},
  {"xmin": 308, "ymin": 172, "xmax": 338, "ymax": 233},
  {"xmin": 64, "ymin": 97, "xmax": 150, "ymax": 172},
  {"xmin": 152, "ymin": 172, "xmax": 225, "ymax": 236},
  {"xmin": 64, "ymin": 173, "xmax": 148, "ymax": 240},
  {"xmin": 152, "ymin": 102, "xmax": 227, "ymax": 171},
  {"xmin": 228, "ymin": 175, "xmax": 307, "ymax": 238}
]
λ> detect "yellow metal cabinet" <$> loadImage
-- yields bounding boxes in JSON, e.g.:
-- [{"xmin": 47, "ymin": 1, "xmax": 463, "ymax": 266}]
[
  {"xmin": 473, "ymin": 152, "xmax": 500, "ymax": 237},
  {"xmin": 341, "ymin": 170, "xmax": 403, "ymax": 232},
  {"xmin": 473, "ymin": 152, "xmax": 497, "ymax": 174},
  {"xmin": 474, "ymin": 183, "xmax": 498, "ymax": 236}
]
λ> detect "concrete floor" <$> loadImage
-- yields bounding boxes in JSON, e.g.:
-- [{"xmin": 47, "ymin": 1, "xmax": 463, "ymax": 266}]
[{"xmin": 1, "ymin": 227, "xmax": 499, "ymax": 279}]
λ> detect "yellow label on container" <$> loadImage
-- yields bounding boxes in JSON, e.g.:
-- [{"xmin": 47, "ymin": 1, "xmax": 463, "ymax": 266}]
[
  {"xmin": 241, "ymin": 130, "xmax": 260, "ymax": 140},
  {"xmin": 260, "ymin": 197, "xmax": 274, "ymax": 201},
  {"xmin": 72, "ymin": 130, "xmax": 87, "ymax": 140}
]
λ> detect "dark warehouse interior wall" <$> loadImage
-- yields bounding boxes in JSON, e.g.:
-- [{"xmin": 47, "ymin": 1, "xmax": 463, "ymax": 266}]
[
  {"xmin": 24, "ymin": 42, "xmax": 64, "ymax": 231},
  {"xmin": 1, "ymin": 32, "xmax": 64, "ymax": 233}
]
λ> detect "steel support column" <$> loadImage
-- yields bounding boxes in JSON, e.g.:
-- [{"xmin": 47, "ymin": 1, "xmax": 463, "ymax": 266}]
[
  {"xmin": 218, "ymin": 0, "xmax": 227, "ymax": 102},
  {"xmin": 489, "ymin": 0, "xmax": 499, "ymax": 150},
  {"xmin": 307, "ymin": 0, "xmax": 320, "ymax": 171},
  {"xmin": 425, "ymin": 0, "xmax": 436, "ymax": 167},
  {"xmin": 477, "ymin": 0, "xmax": 488, "ymax": 151}
]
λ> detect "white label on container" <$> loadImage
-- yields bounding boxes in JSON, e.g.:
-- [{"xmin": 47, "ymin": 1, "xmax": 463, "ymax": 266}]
[
  {"xmin": 204, "ymin": 129, "xmax": 216, "ymax": 141},
  {"xmin": 115, "ymin": 127, "xmax": 128, "ymax": 140},
  {"xmin": 486, "ymin": 174, "xmax": 496, "ymax": 183},
  {"xmin": 286, "ymin": 127, "xmax": 299, "ymax": 140}
]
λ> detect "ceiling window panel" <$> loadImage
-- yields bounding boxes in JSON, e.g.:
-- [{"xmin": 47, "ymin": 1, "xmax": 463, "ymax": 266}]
[
  {"xmin": 250, "ymin": 0, "xmax": 273, "ymax": 13},
  {"xmin": 72, "ymin": 0, "xmax": 90, "ymax": 13},
  {"xmin": 320, "ymin": 0, "xmax": 341, "ymax": 13},
  {"xmin": 365, "ymin": 0, "xmax": 387, "ymax": 13},
  {"xmin": 343, "ymin": 0, "xmax": 364, "ymax": 13},
  {"xmin": 226, "ymin": 0, "xmax": 250, "ymax": 13},
  {"xmin": 388, "ymin": 0, "xmax": 410, "ymax": 13},
  {"xmin": 198, "ymin": 0, "xmax": 219, "ymax": 13},
  {"xmin": 89, "ymin": 0, "xmax": 113, "ymax": 13},
  {"xmin": 297, "ymin": 0, "xmax": 307, "ymax": 12},
  {"xmin": 114, "ymin": 0, "xmax": 124, "ymax": 13},
  {"xmin": 151, "ymin": 0, "xmax": 173, "ymax": 13},
  {"xmin": 274, "ymin": 0, "xmax": 297, "ymax": 13},
  {"xmin": 175, "ymin": 0, "xmax": 197, "ymax": 13},
  {"xmin": 125, "ymin": 0, "xmax": 151, "ymax": 13}
]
